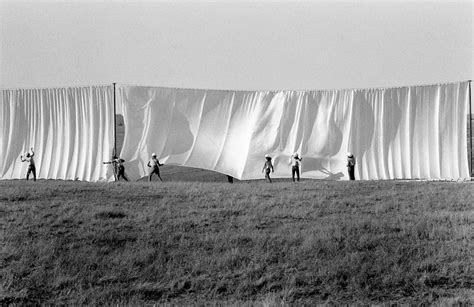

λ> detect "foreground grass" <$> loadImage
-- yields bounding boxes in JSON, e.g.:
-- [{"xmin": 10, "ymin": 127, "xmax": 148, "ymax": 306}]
[{"xmin": 0, "ymin": 180, "xmax": 473, "ymax": 305}]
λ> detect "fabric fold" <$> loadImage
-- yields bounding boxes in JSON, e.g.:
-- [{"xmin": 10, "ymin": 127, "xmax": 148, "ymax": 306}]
[
  {"xmin": 118, "ymin": 82, "xmax": 470, "ymax": 181},
  {"xmin": 0, "ymin": 85, "xmax": 114, "ymax": 181}
]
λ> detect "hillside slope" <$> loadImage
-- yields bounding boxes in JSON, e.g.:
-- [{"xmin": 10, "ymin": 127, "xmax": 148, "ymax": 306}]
[{"xmin": 1, "ymin": 180, "xmax": 472, "ymax": 304}]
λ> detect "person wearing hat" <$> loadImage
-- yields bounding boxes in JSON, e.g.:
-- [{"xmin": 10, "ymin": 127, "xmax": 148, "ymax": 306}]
[
  {"xmin": 290, "ymin": 152, "xmax": 302, "ymax": 182},
  {"xmin": 103, "ymin": 155, "xmax": 128, "ymax": 181},
  {"xmin": 346, "ymin": 152, "xmax": 356, "ymax": 180},
  {"xmin": 262, "ymin": 154, "xmax": 274, "ymax": 183},
  {"xmin": 20, "ymin": 147, "xmax": 36, "ymax": 181},
  {"xmin": 147, "ymin": 153, "xmax": 164, "ymax": 182}
]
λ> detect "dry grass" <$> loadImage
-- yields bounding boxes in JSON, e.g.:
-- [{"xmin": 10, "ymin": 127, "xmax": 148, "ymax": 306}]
[{"xmin": 1, "ymin": 179, "xmax": 473, "ymax": 305}]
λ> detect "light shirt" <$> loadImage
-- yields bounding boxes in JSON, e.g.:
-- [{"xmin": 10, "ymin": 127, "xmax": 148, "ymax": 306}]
[
  {"xmin": 291, "ymin": 155, "xmax": 301, "ymax": 167},
  {"xmin": 149, "ymin": 157, "xmax": 160, "ymax": 167},
  {"xmin": 114, "ymin": 158, "xmax": 124, "ymax": 168}
]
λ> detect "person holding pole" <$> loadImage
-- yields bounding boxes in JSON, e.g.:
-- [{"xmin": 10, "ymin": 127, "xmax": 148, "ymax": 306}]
[{"xmin": 103, "ymin": 155, "xmax": 128, "ymax": 181}]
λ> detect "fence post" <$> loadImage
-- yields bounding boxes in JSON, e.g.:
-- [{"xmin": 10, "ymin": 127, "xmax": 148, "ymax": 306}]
[
  {"xmin": 113, "ymin": 82, "xmax": 117, "ymax": 158},
  {"xmin": 469, "ymin": 80, "xmax": 472, "ymax": 178}
]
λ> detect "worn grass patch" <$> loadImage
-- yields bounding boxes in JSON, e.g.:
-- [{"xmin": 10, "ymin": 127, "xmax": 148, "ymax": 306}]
[{"xmin": 0, "ymin": 180, "xmax": 473, "ymax": 305}]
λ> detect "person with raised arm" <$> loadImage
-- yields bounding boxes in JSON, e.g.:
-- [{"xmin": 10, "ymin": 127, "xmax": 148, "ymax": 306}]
[
  {"xmin": 290, "ymin": 152, "xmax": 302, "ymax": 182},
  {"xmin": 147, "ymin": 153, "xmax": 164, "ymax": 182},
  {"xmin": 20, "ymin": 147, "xmax": 36, "ymax": 181},
  {"xmin": 103, "ymin": 155, "xmax": 129, "ymax": 181}
]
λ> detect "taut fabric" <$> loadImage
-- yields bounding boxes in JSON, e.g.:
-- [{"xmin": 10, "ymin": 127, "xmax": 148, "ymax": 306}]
[
  {"xmin": 118, "ymin": 82, "xmax": 470, "ymax": 181},
  {"xmin": 0, "ymin": 85, "xmax": 114, "ymax": 181}
]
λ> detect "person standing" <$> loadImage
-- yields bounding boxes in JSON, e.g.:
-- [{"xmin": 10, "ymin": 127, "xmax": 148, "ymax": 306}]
[
  {"xmin": 147, "ymin": 153, "xmax": 164, "ymax": 182},
  {"xmin": 20, "ymin": 147, "xmax": 36, "ymax": 181},
  {"xmin": 103, "ymin": 155, "xmax": 128, "ymax": 181},
  {"xmin": 262, "ymin": 154, "xmax": 274, "ymax": 183},
  {"xmin": 347, "ymin": 152, "xmax": 356, "ymax": 180},
  {"xmin": 290, "ymin": 152, "xmax": 302, "ymax": 182}
]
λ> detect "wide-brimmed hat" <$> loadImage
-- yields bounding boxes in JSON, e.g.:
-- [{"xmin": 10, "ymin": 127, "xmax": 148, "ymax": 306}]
[
  {"xmin": 265, "ymin": 154, "xmax": 271, "ymax": 159},
  {"xmin": 347, "ymin": 152, "xmax": 353, "ymax": 157},
  {"xmin": 152, "ymin": 153, "xmax": 157, "ymax": 157}
]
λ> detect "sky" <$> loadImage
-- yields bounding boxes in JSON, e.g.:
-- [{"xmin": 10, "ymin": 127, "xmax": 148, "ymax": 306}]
[{"xmin": 0, "ymin": 0, "xmax": 472, "ymax": 91}]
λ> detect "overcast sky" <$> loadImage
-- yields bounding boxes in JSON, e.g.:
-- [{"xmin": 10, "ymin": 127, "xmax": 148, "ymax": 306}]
[{"xmin": 0, "ymin": 0, "xmax": 472, "ymax": 90}]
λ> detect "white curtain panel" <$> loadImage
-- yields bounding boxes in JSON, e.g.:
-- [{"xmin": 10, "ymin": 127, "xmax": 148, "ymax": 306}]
[
  {"xmin": 118, "ymin": 82, "xmax": 470, "ymax": 181},
  {"xmin": 0, "ymin": 85, "xmax": 115, "ymax": 181}
]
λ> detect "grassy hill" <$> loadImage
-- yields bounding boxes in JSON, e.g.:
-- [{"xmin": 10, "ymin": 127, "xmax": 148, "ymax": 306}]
[{"xmin": 1, "ymin": 180, "xmax": 472, "ymax": 304}]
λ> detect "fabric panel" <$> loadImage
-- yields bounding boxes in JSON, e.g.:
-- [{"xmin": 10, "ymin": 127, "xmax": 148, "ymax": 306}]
[
  {"xmin": 0, "ymin": 86, "xmax": 114, "ymax": 181},
  {"xmin": 118, "ymin": 82, "xmax": 469, "ymax": 181}
]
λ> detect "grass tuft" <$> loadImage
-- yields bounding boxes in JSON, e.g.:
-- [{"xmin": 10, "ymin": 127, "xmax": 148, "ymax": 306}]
[{"xmin": 95, "ymin": 210, "xmax": 127, "ymax": 220}]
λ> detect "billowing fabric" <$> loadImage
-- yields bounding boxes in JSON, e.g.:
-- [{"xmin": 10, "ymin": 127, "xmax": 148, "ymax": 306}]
[
  {"xmin": 0, "ymin": 85, "xmax": 114, "ymax": 181},
  {"xmin": 118, "ymin": 82, "xmax": 470, "ymax": 181}
]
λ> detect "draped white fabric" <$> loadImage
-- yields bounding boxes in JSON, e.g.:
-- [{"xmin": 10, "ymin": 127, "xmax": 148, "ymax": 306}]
[
  {"xmin": 0, "ymin": 86, "xmax": 114, "ymax": 181},
  {"xmin": 119, "ymin": 82, "xmax": 470, "ymax": 181}
]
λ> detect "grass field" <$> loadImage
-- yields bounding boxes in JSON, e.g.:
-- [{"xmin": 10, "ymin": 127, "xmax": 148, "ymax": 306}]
[{"xmin": 1, "ymin": 180, "xmax": 473, "ymax": 305}]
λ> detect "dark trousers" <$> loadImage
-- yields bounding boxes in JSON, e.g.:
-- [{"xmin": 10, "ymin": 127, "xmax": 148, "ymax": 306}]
[
  {"xmin": 117, "ymin": 166, "xmax": 128, "ymax": 181},
  {"xmin": 348, "ymin": 166, "xmax": 355, "ymax": 180},
  {"xmin": 27, "ymin": 165, "xmax": 36, "ymax": 181},
  {"xmin": 265, "ymin": 169, "xmax": 272, "ymax": 183},
  {"xmin": 292, "ymin": 166, "xmax": 300, "ymax": 182},
  {"xmin": 149, "ymin": 166, "xmax": 163, "ymax": 182}
]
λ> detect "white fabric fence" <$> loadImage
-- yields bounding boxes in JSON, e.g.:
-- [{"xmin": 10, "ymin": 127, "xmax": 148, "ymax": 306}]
[
  {"xmin": 118, "ymin": 82, "xmax": 470, "ymax": 181},
  {"xmin": 0, "ymin": 86, "xmax": 114, "ymax": 181}
]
